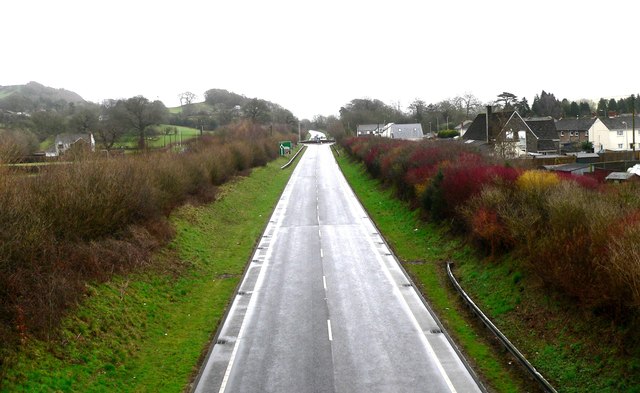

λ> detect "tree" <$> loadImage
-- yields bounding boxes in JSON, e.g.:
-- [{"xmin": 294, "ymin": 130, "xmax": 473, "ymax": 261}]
[
  {"xmin": 69, "ymin": 105, "xmax": 99, "ymax": 133},
  {"xmin": 29, "ymin": 110, "xmax": 67, "ymax": 139},
  {"xmin": 455, "ymin": 93, "xmax": 481, "ymax": 119},
  {"xmin": 515, "ymin": 98, "xmax": 531, "ymax": 117},
  {"xmin": 607, "ymin": 98, "xmax": 618, "ymax": 114},
  {"xmin": 408, "ymin": 99, "xmax": 427, "ymax": 123},
  {"xmin": 531, "ymin": 91, "xmax": 562, "ymax": 118},
  {"xmin": 496, "ymin": 92, "xmax": 518, "ymax": 110},
  {"xmin": 117, "ymin": 96, "xmax": 167, "ymax": 150},
  {"xmin": 579, "ymin": 101, "xmax": 592, "ymax": 117},
  {"xmin": 178, "ymin": 91, "xmax": 197, "ymax": 106},
  {"xmin": 597, "ymin": 98, "xmax": 608, "ymax": 117},
  {"xmin": 242, "ymin": 98, "xmax": 270, "ymax": 124},
  {"xmin": 568, "ymin": 101, "xmax": 580, "ymax": 118},
  {"xmin": 95, "ymin": 99, "xmax": 128, "ymax": 150}
]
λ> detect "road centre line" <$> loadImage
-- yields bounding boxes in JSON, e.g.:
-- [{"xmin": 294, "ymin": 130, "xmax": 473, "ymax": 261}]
[
  {"xmin": 323, "ymin": 276, "xmax": 327, "ymax": 290},
  {"xmin": 327, "ymin": 319, "xmax": 333, "ymax": 341}
]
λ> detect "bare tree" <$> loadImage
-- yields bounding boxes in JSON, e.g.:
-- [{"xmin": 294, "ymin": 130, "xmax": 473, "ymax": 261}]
[
  {"xmin": 178, "ymin": 91, "xmax": 197, "ymax": 106},
  {"xmin": 455, "ymin": 93, "xmax": 481, "ymax": 119}
]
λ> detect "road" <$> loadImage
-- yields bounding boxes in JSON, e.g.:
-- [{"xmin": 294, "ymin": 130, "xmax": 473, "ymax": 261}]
[{"xmin": 193, "ymin": 144, "xmax": 482, "ymax": 393}]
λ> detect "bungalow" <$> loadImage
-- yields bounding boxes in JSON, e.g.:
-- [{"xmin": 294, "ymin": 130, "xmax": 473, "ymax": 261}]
[
  {"xmin": 380, "ymin": 123, "xmax": 424, "ymax": 140},
  {"xmin": 463, "ymin": 107, "xmax": 557, "ymax": 157},
  {"xmin": 45, "ymin": 133, "xmax": 95, "ymax": 157}
]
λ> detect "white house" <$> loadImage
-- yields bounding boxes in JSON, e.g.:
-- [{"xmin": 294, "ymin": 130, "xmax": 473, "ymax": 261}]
[
  {"xmin": 380, "ymin": 123, "xmax": 424, "ymax": 140},
  {"xmin": 45, "ymin": 133, "xmax": 96, "ymax": 157},
  {"xmin": 593, "ymin": 116, "xmax": 640, "ymax": 152}
]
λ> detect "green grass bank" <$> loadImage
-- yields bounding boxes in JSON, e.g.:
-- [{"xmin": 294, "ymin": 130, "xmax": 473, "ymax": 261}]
[
  {"xmin": 336, "ymin": 151, "xmax": 640, "ymax": 392},
  {"xmin": 1, "ymin": 154, "xmax": 298, "ymax": 392}
]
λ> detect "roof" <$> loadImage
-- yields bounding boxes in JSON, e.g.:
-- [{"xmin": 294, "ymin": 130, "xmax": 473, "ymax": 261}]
[
  {"xmin": 555, "ymin": 118, "xmax": 596, "ymax": 131},
  {"xmin": 385, "ymin": 123, "xmax": 424, "ymax": 140},
  {"xmin": 543, "ymin": 163, "xmax": 590, "ymax": 172},
  {"xmin": 600, "ymin": 116, "xmax": 640, "ymax": 130},
  {"xmin": 525, "ymin": 118, "xmax": 558, "ymax": 140},
  {"xmin": 357, "ymin": 124, "xmax": 382, "ymax": 133},
  {"xmin": 463, "ymin": 111, "xmax": 515, "ymax": 141},
  {"xmin": 454, "ymin": 120, "xmax": 473, "ymax": 131},
  {"xmin": 54, "ymin": 133, "xmax": 92, "ymax": 146},
  {"xmin": 605, "ymin": 172, "xmax": 638, "ymax": 181}
]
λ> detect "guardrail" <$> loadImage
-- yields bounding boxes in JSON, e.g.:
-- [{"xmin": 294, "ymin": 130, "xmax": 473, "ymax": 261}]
[
  {"xmin": 280, "ymin": 145, "xmax": 306, "ymax": 169},
  {"xmin": 446, "ymin": 262, "xmax": 558, "ymax": 393}
]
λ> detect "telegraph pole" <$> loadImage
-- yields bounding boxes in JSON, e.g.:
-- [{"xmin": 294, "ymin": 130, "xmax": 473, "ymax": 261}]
[{"xmin": 633, "ymin": 95, "xmax": 636, "ymax": 160}]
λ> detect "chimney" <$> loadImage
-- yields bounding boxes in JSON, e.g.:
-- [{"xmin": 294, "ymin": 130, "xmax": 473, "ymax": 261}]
[{"xmin": 486, "ymin": 105, "xmax": 492, "ymax": 142}]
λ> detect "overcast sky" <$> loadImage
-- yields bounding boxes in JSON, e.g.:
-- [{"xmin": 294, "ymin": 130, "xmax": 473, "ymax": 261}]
[{"xmin": 2, "ymin": 0, "xmax": 638, "ymax": 119}]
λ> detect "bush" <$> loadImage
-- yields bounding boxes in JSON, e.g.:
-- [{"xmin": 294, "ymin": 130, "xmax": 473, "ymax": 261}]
[{"xmin": 0, "ymin": 129, "xmax": 284, "ymax": 352}]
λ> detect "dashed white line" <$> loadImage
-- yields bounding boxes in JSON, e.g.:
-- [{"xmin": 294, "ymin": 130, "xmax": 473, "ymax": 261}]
[
  {"xmin": 327, "ymin": 319, "xmax": 333, "ymax": 341},
  {"xmin": 320, "ymin": 249, "xmax": 323, "ymax": 258},
  {"xmin": 323, "ymin": 275, "xmax": 327, "ymax": 290}
]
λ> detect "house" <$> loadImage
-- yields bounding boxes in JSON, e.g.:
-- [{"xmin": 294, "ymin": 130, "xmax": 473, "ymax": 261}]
[
  {"xmin": 605, "ymin": 171, "xmax": 640, "ymax": 183},
  {"xmin": 454, "ymin": 120, "xmax": 473, "ymax": 137},
  {"xmin": 357, "ymin": 124, "xmax": 383, "ymax": 136},
  {"xmin": 380, "ymin": 123, "xmax": 424, "ymax": 140},
  {"xmin": 597, "ymin": 116, "xmax": 640, "ymax": 151},
  {"xmin": 463, "ymin": 107, "xmax": 557, "ymax": 157},
  {"xmin": 525, "ymin": 118, "xmax": 560, "ymax": 154},
  {"xmin": 555, "ymin": 118, "xmax": 600, "ymax": 146},
  {"xmin": 45, "ymin": 133, "xmax": 95, "ymax": 157}
]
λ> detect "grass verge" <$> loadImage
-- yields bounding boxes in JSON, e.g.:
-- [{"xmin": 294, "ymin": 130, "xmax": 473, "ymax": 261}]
[
  {"xmin": 1, "ymin": 154, "xmax": 298, "ymax": 392},
  {"xmin": 336, "ymin": 151, "xmax": 640, "ymax": 392},
  {"xmin": 336, "ymin": 153, "xmax": 526, "ymax": 392}
]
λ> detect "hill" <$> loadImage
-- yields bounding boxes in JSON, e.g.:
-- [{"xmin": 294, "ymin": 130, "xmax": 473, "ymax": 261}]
[{"xmin": 0, "ymin": 81, "xmax": 85, "ymax": 112}]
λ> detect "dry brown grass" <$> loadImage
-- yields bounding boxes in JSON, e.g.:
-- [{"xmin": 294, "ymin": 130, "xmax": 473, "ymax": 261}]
[{"xmin": 0, "ymin": 129, "xmax": 283, "ymax": 356}]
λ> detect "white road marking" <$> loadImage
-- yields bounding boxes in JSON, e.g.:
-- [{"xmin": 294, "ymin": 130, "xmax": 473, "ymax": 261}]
[
  {"xmin": 320, "ymin": 249, "xmax": 323, "ymax": 258},
  {"xmin": 323, "ymin": 275, "xmax": 327, "ymax": 290},
  {"xmin": 327, "ymin": 320, "xmax": 333, "ymax": 341}
]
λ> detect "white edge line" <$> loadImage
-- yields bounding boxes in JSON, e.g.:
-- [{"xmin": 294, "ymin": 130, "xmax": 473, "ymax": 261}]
[{"xmin": 338, "ymin": 169, "xmax": 459, "ymax": 393}]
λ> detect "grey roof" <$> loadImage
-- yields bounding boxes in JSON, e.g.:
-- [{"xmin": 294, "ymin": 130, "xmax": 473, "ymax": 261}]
[
  {"xmin": 454, "ymin": 120, "xmax": 473, "ymax": 131},
  {"xmin": 463, "ymin": 111, "xmax": 515, "ymax": 141},
  {"xmin": 543, "ymin": 163, "xmax": 590, "ymax": 172},
  {"xmin": 357, "ymin": 124, "xmax": 382, "ymax": 133},
  {"xmin": 555, "ymin": 118, "xmax": 596, "ymax": 131},
  {"xmin": 600, "ymin": 116, "xmax": 640, "ymax": 130},
  {"xmin": 606, "ymin": 172, "xmax": 638, "ymax": 180},
  {"xmin": 388, "ymin": 123, "xmax": 424, "ymax": 140},
  {"xmin": 526, "ymin": 118, "xmax": 558, "ymax": 140},
  {"xmin": 54, "ymin": 133, "xmax": 92, "ymax": 146}
]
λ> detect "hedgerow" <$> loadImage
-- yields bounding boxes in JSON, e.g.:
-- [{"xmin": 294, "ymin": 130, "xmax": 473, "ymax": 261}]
[
  {"xmin": 342, "ymin": 136, "xmax": 640, "ymax": 322},
  {"xmin": 0, "ymin": 122, "xmax": 288, "ymax": 365}
]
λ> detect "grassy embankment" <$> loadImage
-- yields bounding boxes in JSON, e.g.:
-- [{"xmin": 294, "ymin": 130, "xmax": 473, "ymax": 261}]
[
  {"xmin": 336, "ymin": 152, "xmax": 640, "ymax": 392},
  {"xmin": 1, "ymin": 153, "xmax": 298, "ymax": 392},
  {"xmin": 335, "ymin": 153, "xmax": 523, "ymax": 392}
]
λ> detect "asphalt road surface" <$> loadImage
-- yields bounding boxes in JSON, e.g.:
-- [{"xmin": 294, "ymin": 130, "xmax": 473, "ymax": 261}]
[{"xmin": 193, "ymin": 144, "xmax": 482, "ymax": 393}]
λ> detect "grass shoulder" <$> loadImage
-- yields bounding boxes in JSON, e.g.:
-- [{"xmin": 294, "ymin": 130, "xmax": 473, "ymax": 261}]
[
  {"xmin": 1, "ymin": 153, "xmax": 299, "ymax": 392},
  {"xmin": 336, "ymin": 151, "xmax": 640, "ymax": 392},
  {"xmin": 336, "ymin": 152, "xmax": 528, "ymax": 393}
]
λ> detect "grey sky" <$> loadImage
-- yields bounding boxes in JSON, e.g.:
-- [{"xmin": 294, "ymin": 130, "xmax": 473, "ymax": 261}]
[{"xmin": 2, "ymin": 0, "xmax": 637, "ymax": 119}]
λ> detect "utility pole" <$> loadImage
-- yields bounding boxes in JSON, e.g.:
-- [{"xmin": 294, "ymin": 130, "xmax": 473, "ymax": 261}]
[{"xmin": 633, "ymin": 95, "xmax": 636, "ymax": 160}]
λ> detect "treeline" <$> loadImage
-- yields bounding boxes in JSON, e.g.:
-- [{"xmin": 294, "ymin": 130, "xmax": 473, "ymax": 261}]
[
  {"xmin": 169, "ymin": 88, "xmax": 298, "ymax": 132},
  {"xmin": 319, "ymin": 91, "xmax": 640, "ymax": 139},
  {"xmin": 342, "ymin": 137, "xmax": 640, "ymax": 327},
  {"xmin": 0, "ymin": 121, "xmax": 287, "ymax": 365}
]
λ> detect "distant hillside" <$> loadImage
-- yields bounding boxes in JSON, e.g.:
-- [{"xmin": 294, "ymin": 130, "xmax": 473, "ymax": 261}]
[{"xmin": 0, "ymin": 81, "xmax": 85, "ymax": 112}]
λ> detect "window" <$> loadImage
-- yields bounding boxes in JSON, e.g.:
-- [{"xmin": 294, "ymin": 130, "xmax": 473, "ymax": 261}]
[
  {"xmin": 560, "ymin": 131, "xmax": 564, "ymax": 137},
  {"xmin": 506, "ymin": 131, "xmax": 514, "ymax": 140},
  {"xmin": 585, "ymin": 131, "xmax": 589, "ymax": 137},
  {"xmin": 619, "ymin": 143, "xmax": 624, "ymax": 149},
  {"xmin": 617, "ymin": 130, "xmax": 624, "ymax": 136}
]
